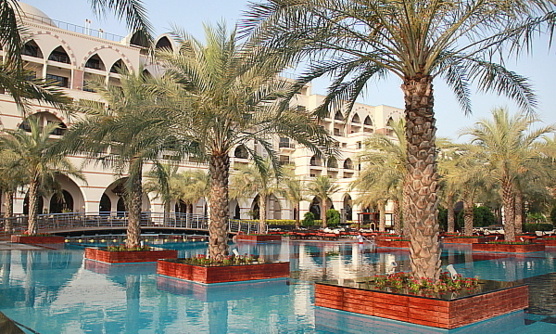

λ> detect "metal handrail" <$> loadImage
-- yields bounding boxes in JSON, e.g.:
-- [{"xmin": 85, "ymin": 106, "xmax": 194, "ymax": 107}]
[{"xmin": 0, "ymin": 212, "xmax": 262, "ymax": 235}]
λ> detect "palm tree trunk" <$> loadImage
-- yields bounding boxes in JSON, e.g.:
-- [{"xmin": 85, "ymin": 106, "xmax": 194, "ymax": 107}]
[
  {"xmin": 514, "ymin": 192, "xmax": 523, "ymax": 235},
  {"xmin": 320, "ymin": 199, "xmax": 327, "ymax": 228},
  {"xmin": 294, "ymin": 201, "xmax": 300, "ymax": 229},
  {"xmin": 208, "ymin": 153, "xmax": 230, "ymax": 260},
  {"xmin": 463, "ymin": 197, "xmax": 474, "ymax": 236},
  {"xmin": 402, "ymin": 75, "xmax": 441, "ymax": 280},
  {"xmin": 502, "ymin": 175, "xmax": 516, "ymax": 241},
  {"xmin": 393, "ymin": 199, "xmax": 401, "ymax": 235},
  {"xmin": 3, "ymin": 190, "xmax": 14, "ymax": 233},
  {"xmin": 27, "ymin": 180, "xmax": 40, "ymax": 235},
  {"xmin": 259, "ymin": 194, "xmax": 267, "ymax": 233},
  {"xmin": 126, "ymin": 160, "xmax": 143, "ymax": 248},
  {"xmin": 446, "ymin": 195, "xmax": 455, "ymax": 233},
  {"xmin": 379, "ymin": 202, "xmax": 386, "ymax": 232}
]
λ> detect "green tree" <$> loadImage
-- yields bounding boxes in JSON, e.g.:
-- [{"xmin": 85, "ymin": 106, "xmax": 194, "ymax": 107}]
[
  {"xmin": 65, "ymin": 71, "xmax": 174, "ymax": 248},
  {"xmin": 157, "ymin": 23, "xmax": 333, "ymax": 259},
  {"xmin": 461, "ymin": 107, "xmax": 555, "ymax": 241},
  {"xmin": 279, "ymin": 171, "xmax": 305, "ymax": 229},
  {"xmin": 0, "ymin": 118, "xmax": 83, "ymax": 234},
  {"xmin": 306, "ymin": 175, "xmax": 340, "ymax": 228},
  {"xmin": 352, "ymin": 119, "xmax": 406, "ymax": 234},
  {"xmin": 243, "ymin": 0, "xmax": 555, "ymax": 279},
  {"xmin": 230, "ymin": 158, "xmax": 282, "ymax": 233}
]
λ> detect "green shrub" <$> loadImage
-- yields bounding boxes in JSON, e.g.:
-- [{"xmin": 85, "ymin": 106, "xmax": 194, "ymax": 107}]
[
  {"xmin": 302, "ymin": 212, "xmax": 315, "ymax": 227},
  {"xmin": 551, "ymin": 207, "xmax": 556, "ymax": 224},
  {"xmin": 326, "ymin": 209, "xmax": 340, "ymax": 227},
  {"xmin": 474, "ymin": 206, "xmax": 496, "ymax": 227},
  {"xmin": 523, "ymin": 223, "xmax": 554, "ymax": 233}
]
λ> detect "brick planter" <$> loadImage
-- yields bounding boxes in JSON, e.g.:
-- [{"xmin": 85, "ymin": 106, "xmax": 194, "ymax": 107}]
[
  {"xmin": 315, "ymin": 280, "xmax": 528, "ymax": 329},
  {"xmin": 157, "ymin": 259, "xmax": 290, "ymax": 284},
  {"xmin": 443, "ymin": 236, "xmax": 494, "ymax": 244},
  {"xmin": 375, "ymin": 239, "xmax": 410, "ymax": 248},
  {"xmin": 11, "ymin": 235, "xmax": 65, "ymax": 244},
  {"xmin": 536, "ymin": 238, "xmax": 556, "ymax": 246},
  {"xmin": 472, "ymin": 243, "xmax": 545, "ymax": 253},
  {"xmin": 85, "ymin": 247, "xmax": 178, "ymax": 264},
  {"xmin": 235, "ymin": 234, "xmax": 282, "ymax": 242}
]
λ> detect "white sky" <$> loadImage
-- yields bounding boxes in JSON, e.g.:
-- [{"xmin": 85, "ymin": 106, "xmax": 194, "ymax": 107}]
[{"xmin": 21, "ymin": 0, "xmax": 556, "ymax": 141}]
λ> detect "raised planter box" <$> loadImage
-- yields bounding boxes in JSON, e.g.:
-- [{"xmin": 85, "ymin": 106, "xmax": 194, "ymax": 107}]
[
  {"xmin": 375, "ymin": 239, "xmax": 410, "ymax": 248},
  {"xmin": 11, "ymin": 235, "xmax": 65, "ymax": 244},
  {"xmin": 85, "ymin": 247, "xmax": 178, "ymax": 264},
  {"xmin": 472, "ymin": 243, "xmax": 545, "ymax": 253},
  {"xmin": 315, "ymin": 280, "xmax": 528, "ymax": 329},
  {"xmin": 235, "ymin": 234, "xmax": 282, "ymax": 242},
  {"xmin": 537, "ymin": 238, "xmax": 556, "ymax": 246},
  {"xmin": 443, "ymin": 236, "xmax": 494, "ymax": 244},
  {"xmin": 157, "ymin": 259, "xmax": 290, "ymax": 284}
]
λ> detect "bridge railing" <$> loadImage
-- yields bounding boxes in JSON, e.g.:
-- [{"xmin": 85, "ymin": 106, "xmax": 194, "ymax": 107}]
[{"xmin": 0, "ymin": 212, "xmax": 262, "ymax": 235}]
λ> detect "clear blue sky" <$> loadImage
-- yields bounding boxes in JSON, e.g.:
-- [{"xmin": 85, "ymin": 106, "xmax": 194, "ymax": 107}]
[{"xmin": 22, "ymin": 0, "xmax": 556, "ymax": 141}]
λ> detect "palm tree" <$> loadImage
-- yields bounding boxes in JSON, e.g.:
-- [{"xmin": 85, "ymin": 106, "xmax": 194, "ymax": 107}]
[
  {"xmin": 174, "ymin": 170, "xmax": 209, "ymax": 218},
  {"xmin": 352, "ymin": 119, "xmax": 406, "ymax": 233},
  {"xmin": 279, "ymin": 169, "xmax": 305, "ymax": 229},
  {"xmin": 65, "ymin": 71, "xmax": 175, "ymax": 248},
  {"xmin": 230, "ymin": 158, "xmax": 282, "ymax": 233},
  {"xmin": 0, "ymin": 118, "xmax": 83, "ymax": 234},
  {"xmin": 242, "ymin": 0, "xmax": 555, "ymax": 279},
  {"xmin": 461, "ymin": 107, "xmax": 555, "ymax": 241},
  {"xmin": 156, "ymin": 23, "xmax": 333, "ymax": 260},
  {"xmin": 306, "ymin": 175, "xmax": 340, "ymax": 228}
]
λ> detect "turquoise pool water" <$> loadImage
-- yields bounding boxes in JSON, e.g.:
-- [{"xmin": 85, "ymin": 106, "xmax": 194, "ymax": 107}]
[{"xmin": 0, "ymin": 241, "xmax": 555, "ymax": 333}]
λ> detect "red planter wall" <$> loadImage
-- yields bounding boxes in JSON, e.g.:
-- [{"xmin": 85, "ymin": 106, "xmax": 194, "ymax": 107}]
[
  {"xmin": 235, "ymin": 234, "xmax": 282, "ymax": 242},
  {"xmin": 11, "ymin": 235, "xmax": 65, "ymax": 244},
  {"xmin": 157, "ymin": 260, "xmax": 290, "ymax": 284},
  {"xmin": 472, "ymin": 243, "xmax": 545, "ymax": 253},
  {"xmin": 538, "ymin": 238, "xmax": 556, "ymax": 246},
  {"xmin": 375, "ymin": 239, "xmax": 410, "ymax": 248},
  {"xmin": 443, "ymin": 237, "xmax": 493, "ymax": 244},
  {"xmin": 85, "ymin": 248, "xmax": 178, "ymax": 264},
  {"xmin": 315, "ymin": 283, "xmax": 528, "ymax": 329}
]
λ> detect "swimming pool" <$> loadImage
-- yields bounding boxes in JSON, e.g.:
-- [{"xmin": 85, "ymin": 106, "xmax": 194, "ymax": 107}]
[{"xmin": 0, "ymin": 241, "xmax": 554, "ymax": 333}]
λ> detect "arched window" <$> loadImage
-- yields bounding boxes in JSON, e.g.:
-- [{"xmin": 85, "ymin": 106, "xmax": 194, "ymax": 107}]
[
  {"xmin": 234, "ymin": 145, "xmax": 248, "ymax": 159},
  {"xmin": 19, "ymin": 112, "xmax": 68, "ymax": 136},
  {"xmin": 327, "ymin": 157, "xmax": 338, "ymax": 169},
  {"xmin": 22, "ymin": 40, "xmax": 43, "ymax": 58},
  {"xmin": 343, "ymin": 158, "xmax": 353, "ymax": 170},
  {"xmin": 334, "ymin": 111, "xmax": 344, "ymax": 121},
  {"xmin": 310, "ymin": 155, "xmax": 322, "ymax": 166},
  {"xmin": 85, "ymin": 54, "xmax": 105, "ymax": 70},
  {"xmin": 48, "ymin": 46, "xmax": 70, "ymax": 64},
  {"xmin": 130, "ymin": 30, "xmax": 150, "ymax": 48},
  {"xmin": 50, "ymin": 190, "xmax": 74, "ymax": 213},
  {"xmin": 387, "ymin": 117, "xmax": 394, "ymax": 126},
  {"xmin": 155, "ymin": 36, "xmax": 173, "ymax": 51},
  {"xmin": 110, "ymin": 59, "xmax": 128, "ymax": 73},
  {"xmin": 351, "ymin": 114, "xmax": 360, "ymax": 123},
  {"xmin": 99, "ymin": 194, "xmax": 111, "ymax": 214},
  {"xmin": 364, "ymin": 116, "xmax": 373, "ymax": 125}
]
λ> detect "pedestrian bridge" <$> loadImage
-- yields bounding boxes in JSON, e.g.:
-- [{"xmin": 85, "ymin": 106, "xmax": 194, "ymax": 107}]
[{"xmin": 0, "ymin": 212, "xmax": 263, "ymax": 236}]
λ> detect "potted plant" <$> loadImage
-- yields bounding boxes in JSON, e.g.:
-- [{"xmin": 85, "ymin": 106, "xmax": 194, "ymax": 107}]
[
  {"xmin": 85, "ymin": 244, "xmax": 178, "ymax": 264},
  {"xmin": 157, "ymin": 254, "xmax": 289, "ymax": 284}
]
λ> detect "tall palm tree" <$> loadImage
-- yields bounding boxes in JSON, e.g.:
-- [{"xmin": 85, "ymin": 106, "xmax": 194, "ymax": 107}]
[
  {"xmin": 242, "ymin": 0, "xmax": 555, "ymax": 279},
  {"xmin": 279, "ymin": 169, "xmax": 305, "ymax": 229},
  {"xmin": 306, "ymin": 175, "xmax": 340, "ymax": 228},
  {"xmin": 0, "ymin": 118, "xmax": 83, "ymax": 235},
  {"xmin": 461, "ymin": 107, "xmax": 555, "ymax": 241},
  {"xmin": 156, "ymin": 23, "xmax": 333, "ymax": 260},
  {"xmin": 230, "ymin": 158, "xmax": 282, "ymax": 233},
  {"xmin": 65, "ymin": 71, "xmax": 175, "ymax": 248},
  {"xmin": 174, "ymin": 169, "xmax": 209, "ymax": 218},
  {"xmin": 352, "ymin": 119, "xmax": 406, "ymax": 233}
]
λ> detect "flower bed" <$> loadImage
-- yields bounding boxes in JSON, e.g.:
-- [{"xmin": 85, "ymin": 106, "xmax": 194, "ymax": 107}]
[
  {"xmin": 443, "ymin": 236, "xmax": 494, "ymax": 244},
  {"xmin": 157, "ymin": 258, "xmax": 290, "ymax": 284},
  {"xmin": 375, "ymin": 239, "xmax": 410, "ymax": 248},
  {"xmin": 315, "ymin": 276, "xmax": 528, "ymax": 329},
  {"xmin": 472, "ymin": 242, "xmax": 545, "ymax": 253},
  {"xmin": 85, "ymin": 247, "xmax": 178, "ymax": 264},
  {"xmin": 235, "ymin": 234, "xmax": 282, "ymax": 242},
  {"xmin": 11, "ymin": 235, "xmax": 65, "ymax": 244}
]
